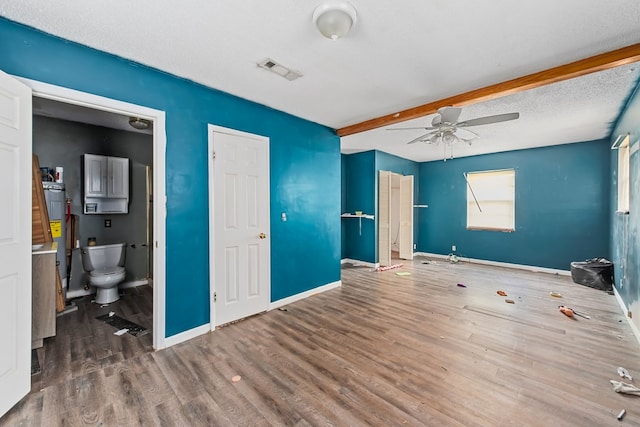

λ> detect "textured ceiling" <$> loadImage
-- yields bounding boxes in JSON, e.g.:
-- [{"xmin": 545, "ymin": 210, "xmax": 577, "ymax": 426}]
[{"xmin": 2, "ymin": 1, "xmax": 640, "ymax": 161}]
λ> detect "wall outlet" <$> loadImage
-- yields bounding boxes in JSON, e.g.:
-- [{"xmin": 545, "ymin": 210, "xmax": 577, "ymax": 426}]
[
  {"xmin": 452, "ymin": 245, "xmax": 456, "ymax": 252},
  {"xmin": 104, "ymin": 219, "xmax": 111, "ymax": 228},
  {"xmin": 413, "ymin": 243, "xmax": 416, "ymax": 250}
]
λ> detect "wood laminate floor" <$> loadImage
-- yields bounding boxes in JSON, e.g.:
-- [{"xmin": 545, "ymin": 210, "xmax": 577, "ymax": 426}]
[{"xmin": 3, "ymin": 259, "xmax": 640, "ymax": 426}]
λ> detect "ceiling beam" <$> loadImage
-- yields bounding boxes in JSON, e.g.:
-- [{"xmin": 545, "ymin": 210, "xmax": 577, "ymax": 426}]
[{"xmin": 337, "ymin": 43, "xmax": 640, "ymax": 137}]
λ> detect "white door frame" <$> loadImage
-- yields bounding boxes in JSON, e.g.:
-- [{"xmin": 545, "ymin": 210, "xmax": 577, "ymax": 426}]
[
  {"xmin": 207, "ymin": 124, "xmax": 271, "ymax": 328},
  {"xmin": 16, "ymin": 77, "xmax": 167, "ymax": 350}
]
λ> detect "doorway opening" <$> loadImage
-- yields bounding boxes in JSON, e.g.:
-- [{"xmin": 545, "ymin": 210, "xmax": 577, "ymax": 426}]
[
  {"xmin": 22, "ymin": 77, "xmax": 167, "ymax": 353},
  {"xmin": 378, "ymin": 170, "xmax": 414, "ymax": 266}
]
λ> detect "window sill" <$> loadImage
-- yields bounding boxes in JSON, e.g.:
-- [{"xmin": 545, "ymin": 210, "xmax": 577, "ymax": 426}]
[{"xmin": 467, "ymin": 226, "xmax": 515, "ymax": 232}]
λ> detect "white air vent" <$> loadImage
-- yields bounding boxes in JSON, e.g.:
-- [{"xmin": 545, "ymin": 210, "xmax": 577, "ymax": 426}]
[{"xmin": 258, "ymin": 58, "xmax": 302, "ymax": 81}]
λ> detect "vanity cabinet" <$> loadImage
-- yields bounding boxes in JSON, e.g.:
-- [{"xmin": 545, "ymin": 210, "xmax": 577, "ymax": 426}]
[
  {"xmin": 84, "ymin": 154, "xmax": 129, "ymax": 214},
  {"xmin": 32, "ymin": 243, "xmax": 57, "ymax": 349}
]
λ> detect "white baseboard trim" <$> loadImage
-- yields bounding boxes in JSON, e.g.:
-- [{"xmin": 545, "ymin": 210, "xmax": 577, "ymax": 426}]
[
  {"xmin": 120, "ymin": 279, "xmax": 149, "ymax": 289},
  {"xmin": 269, "ymin": 280, "xmax": 342, "ymax": 310},
  {"xmin": 613, "ymin": 286, "xmax": 640, "ymax": 345},
  {"xmin": 414, "ymin": 252, "xmax": 571, "ymax": 276},
  {"xmin": 66, "ymin": 288, "xmax": 94, "ymax": 299},
  {"xmin": 341, "ymin": 258, "xmax": 379, "ymax": 269},
  {"xmin": 67, "ymin": 279, "xmax": 149, "ymax": 299},
  {"xmin": 163, "ymin": 323, "xmax": 211, "ymax": 349}
]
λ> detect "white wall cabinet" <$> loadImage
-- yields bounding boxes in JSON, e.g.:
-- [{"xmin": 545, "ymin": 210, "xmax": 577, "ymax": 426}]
[{"xmin": 84, "ymin": 154, "xmax": 129, "ymax": 214}]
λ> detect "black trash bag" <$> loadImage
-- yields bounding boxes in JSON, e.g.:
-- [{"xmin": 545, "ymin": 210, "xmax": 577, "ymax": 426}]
[{"xmin": 570, "ymin": 258, "xmax": 614, "ymax": 292}]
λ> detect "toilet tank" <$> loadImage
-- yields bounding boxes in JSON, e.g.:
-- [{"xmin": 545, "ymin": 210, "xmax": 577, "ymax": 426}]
[{"xmin": 81, "ymin": 243, "xmax": 126, "ymax": 271}]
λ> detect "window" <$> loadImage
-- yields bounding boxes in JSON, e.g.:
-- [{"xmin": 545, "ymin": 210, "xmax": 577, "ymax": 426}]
[
  {"xmin": 616, "ymin": 134, "xmax": 630, "ymax": 213},
  {"xmin": 466, "ymin": 169, "xmax": 515, "ymax": 231}
]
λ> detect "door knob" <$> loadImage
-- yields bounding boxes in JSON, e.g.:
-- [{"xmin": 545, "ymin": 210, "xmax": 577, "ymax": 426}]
[{"xmin": 259, "ymin": 233, "xmax": 267, "ymax": 239}]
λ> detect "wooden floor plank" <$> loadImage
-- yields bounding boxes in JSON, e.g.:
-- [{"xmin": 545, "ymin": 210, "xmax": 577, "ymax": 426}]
[{"xmin": 3, "ymin": 261, "xmax": 640, "ymax": 425}]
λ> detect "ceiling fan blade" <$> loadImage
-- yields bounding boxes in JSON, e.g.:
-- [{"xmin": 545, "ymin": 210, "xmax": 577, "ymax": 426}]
[
  {"xmin": 387, "ymin": 126, "xmax": 437, "ymax": 131},
  {"xmin": 458, "ymin": 112, "xmax": 519, "ymax": 127},
  {"xmin": 457, "ymin": 127, "xmax": 479, "ymax": 138},
  {"xmin": 437, "ymin": 107, "xmax": 462, "ymax": 124},
  {"xmin": 406, "ymin": 133, "xmax": 432, "ymax": 144}
]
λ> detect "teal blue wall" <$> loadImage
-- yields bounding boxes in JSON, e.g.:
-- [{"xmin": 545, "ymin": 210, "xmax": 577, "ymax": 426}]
[
  {"xmin": 341, "ymin": 150, "xmax": 418, "ymax": 263},
  {"xmin": 342, "ymin": 151, "xmax": 376, "ymax": 262},
  {"xmin": 418, "ymin": 141, "xmax": 611, "ymax": 270},
  {"xmin": 610, "ymin": 80, "xmax": 640, "ymax": 311},
  {"xmin": 0, "ymin": 18, "xmax": 341, "ymax": 336}
]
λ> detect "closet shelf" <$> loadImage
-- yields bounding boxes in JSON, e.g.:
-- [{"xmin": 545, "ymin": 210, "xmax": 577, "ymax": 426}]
[{"xmin": 341, "ymin": 213, "xmax": 375, "ymax": 220}]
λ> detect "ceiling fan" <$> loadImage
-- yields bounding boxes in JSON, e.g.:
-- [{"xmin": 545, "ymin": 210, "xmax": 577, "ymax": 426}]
[{"xmin": 388, "ymin": 106, "xmax": 520, "ymax": 159}]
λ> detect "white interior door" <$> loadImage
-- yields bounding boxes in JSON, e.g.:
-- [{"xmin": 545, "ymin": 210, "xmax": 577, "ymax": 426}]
[
  {"xmin": 378, "ymin": 170, "xmax": 391, "ymax": 267},
  {"xmin": 399, "ymin": 175, "xmax": 414, "ymax": 260},
  {"xmin": 0, "ymin": 71, "xmax": 32, "ymax": 417},
  {"xmin": 210, "ymin": 126, "xmax": 270, "ymax": 326}
]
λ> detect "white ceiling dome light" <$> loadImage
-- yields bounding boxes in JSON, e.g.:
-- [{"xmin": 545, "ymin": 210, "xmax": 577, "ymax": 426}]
[{"xmin": 313, "ymin": 1, "xmax": 357, "ymax": 41}]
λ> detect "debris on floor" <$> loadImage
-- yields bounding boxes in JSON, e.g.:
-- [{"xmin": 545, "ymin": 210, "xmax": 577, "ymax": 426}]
[
  {"xmin": 457, "ymin": 283, "xmax": 467, "ymax": 288},
  {"xmin": 618, "ymin": 367, "xmax": 633, "ymax": 381},
  {"xmin": 559, "ymin": 306, "xmax": 574, "ymax": 318},
  {"xmin": 96, "ymin": 313, "xmax": 149, "ymax": 337},
  {"xmin": 573, "ymin": 310, "xmax": 590, "ymax": 319},
  {"xmin": 395, "ymin": 272, "xmax": 411, "ymax": 276},
  {"xmin": 377, "ymin": 263, "xmax": 403, "ymax": 272},
  {"xmin": 617, "ymin": 409, "xmax": 626, "ymax": 421},
  {"xmin": 559, "ymin": 305, "xmax": 590, "ymax": 319},
  {"xmin": 505, "ymin": 299, "xmax": 515, "ymax": 304},
  {"xmin": 611, "ymin": 380, "xmax": 640, "ymax": 396},
  {"xmin": 231, "ymin": 375, "xmax": 242, "ymax": 383},
  {"xmin": 549, "ymin": 291, "xmax": 562, "ymax": 298},
  {"xmin": 497, "ymin": 290, "xmax": 507, "ymax": 296},
  {"xmin": 278, "ymin": 307, "xmax": 288, "ymax": 311},
  {"xmin": 114, "ymin": 328, "xmax": 129, "ymax": 336}
]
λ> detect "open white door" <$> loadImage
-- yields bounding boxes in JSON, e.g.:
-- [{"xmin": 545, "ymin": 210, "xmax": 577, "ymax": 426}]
[
  {"xmin": 0, "ymin": 71, "xmax": 32, "ymax": 416},
  {"xmin": 378, "ymin": 171, "xmax": 391, "ymax": 267},
  {"xmin": 210, "ymin": 126, "xmax": 270, "ymax": 326},
  {"xmin": 399, "ymin": 175, "xmax": 414, "ymax": 260}
]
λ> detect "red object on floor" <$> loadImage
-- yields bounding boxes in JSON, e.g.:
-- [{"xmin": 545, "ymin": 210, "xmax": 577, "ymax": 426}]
[{"xmin": 377, "ymin": 263, "xmax": 403, "ymax": 272}]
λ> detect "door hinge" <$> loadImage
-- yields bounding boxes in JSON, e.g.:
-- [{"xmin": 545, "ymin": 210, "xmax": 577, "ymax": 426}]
[
  {"xmin": 212, "ymin": 151, "xmax": 216, "ymax": 160},
  {"xmin": 214, "ymin": 292, "xmax": 217, "ymax": 302}
]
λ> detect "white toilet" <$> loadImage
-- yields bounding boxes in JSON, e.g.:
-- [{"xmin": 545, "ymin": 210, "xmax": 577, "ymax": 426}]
[{"xmin": 81, "ymin": 243, "xmax": 126, "ymax": 304}]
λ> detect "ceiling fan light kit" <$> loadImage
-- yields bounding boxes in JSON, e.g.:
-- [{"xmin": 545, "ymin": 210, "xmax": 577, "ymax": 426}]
[
  {"xmin": 313, "ymin": 1, "xmax": 357, "ymax": 40},
  {"xmin": 388, "ymin": 106, "xmax": 520, "ymax": 160}
]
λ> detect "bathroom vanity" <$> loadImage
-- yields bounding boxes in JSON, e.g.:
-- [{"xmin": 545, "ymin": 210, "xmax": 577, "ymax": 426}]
[{"xmin": 32, "ymin": 242, "xmax": 57, "ymax": 349}]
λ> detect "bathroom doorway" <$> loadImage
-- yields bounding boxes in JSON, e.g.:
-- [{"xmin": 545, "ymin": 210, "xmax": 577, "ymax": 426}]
[{"xmin": 23, "ymin": 77, "xmax": 166, "ymax": 350}]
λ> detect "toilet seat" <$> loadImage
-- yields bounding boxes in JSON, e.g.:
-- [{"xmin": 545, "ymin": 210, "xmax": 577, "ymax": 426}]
[{"xmin": 90, "ymin": 266, "xmax": 125, "ymax": 277}]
